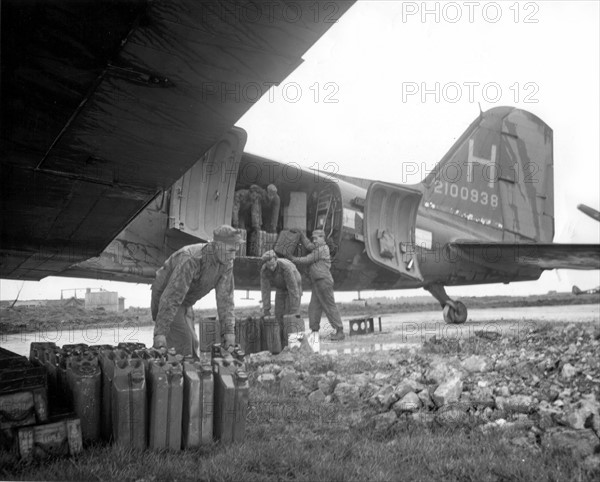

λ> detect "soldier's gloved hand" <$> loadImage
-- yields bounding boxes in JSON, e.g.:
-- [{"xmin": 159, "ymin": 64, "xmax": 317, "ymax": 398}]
[
  {"xmin": 223, "ymin": 334, "xmax": 236, "ymax": 348},
  {"xmin": 153, "ymin": 335, "xmax": 167, "ymax": 349},
  {"xmin": 263, "ymin": 308, "xmax": 271, "ymax": 316}
]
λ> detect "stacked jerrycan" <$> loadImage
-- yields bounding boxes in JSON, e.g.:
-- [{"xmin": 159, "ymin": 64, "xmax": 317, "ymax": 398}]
[
  {"xmin": 199, "ymin": 316, "xmax": 220, "ymax": 352},
  {"xmin": 261, "ymin": 315, "xmax": 282, "ymax": 354},
  {"xmin": 111, "ymin": 357, "xmax": 147, "ymax": 449},
  {"xmin": 211, "ymin": 344, "xmax": 249, "ymax": 443},
  {"xmin": 235, "ymin": 316, "xmax": 262, "ymax": 355},
  {"xmin": 66, "ymin": 351, "xmax": 101, "ymax": 443},
  {"xmin": 282, "ymin": 314, "xmax": 305, "ymax": 349},
  {"xmin": 182, "ymin": 358, "xmax": 214, "ymax": 448},
  {"xmin": 98, "ymin": 348, "xmax": 129, "ymax": 442},
  {"xmin": 148, "ymin": 359, "xmax": 184, "ymax": 450}
]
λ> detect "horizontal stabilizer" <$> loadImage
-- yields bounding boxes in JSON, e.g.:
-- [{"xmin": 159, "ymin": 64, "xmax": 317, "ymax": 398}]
[{"xmin": 449, "ymin": 242, "xmax": 600, "ymax": 271}]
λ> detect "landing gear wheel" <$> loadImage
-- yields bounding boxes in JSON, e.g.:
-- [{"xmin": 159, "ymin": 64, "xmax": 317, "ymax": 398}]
[{"xmin": 443, "ymin": 301, "xmax": 467, "ymax": 324}]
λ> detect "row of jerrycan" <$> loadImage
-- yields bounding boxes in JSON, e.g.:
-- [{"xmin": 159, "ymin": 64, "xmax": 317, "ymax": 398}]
[
  {"xmin": 29, "ymin": 341, "xmax": 249, "ymax": 449},
  {"xmin": 231, "ymin": 314, "xmax": 306, "ymax": 355}
]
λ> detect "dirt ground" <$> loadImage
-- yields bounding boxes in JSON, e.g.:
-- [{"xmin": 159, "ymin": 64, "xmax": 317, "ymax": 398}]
[{"xmin": 1, "ymin": 291, "xmax": 598, "ymax": 336}]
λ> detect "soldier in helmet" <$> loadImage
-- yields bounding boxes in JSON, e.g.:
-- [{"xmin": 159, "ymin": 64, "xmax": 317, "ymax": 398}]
[{"xmin": 151, "ymin": 225, "xmax": 243, "ymax": 356}]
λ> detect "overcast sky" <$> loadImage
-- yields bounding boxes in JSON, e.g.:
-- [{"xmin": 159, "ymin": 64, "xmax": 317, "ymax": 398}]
[{"xmin": 1, "ymin": 0, "xmax": 598, "ymax": 308}]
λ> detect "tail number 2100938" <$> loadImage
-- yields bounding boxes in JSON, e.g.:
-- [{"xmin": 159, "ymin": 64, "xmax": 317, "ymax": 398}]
[{"xmin": 433, "ymin": 181, "xmax": 498, "ymax": 208}]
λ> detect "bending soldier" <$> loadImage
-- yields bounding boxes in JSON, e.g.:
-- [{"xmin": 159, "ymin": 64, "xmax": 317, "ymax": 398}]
[
  {"xmin": 260, "ymin": 250, "xmax": 302, "ymax": 325},
  {"xmin": 232, "ymin": 184, "xmax": 280, "ymax": 233},
  {"xmin": 289, "ymin": 229, "xmax": 345, "ymax": 341},
  {"xmin": 151, "ymin": 225, "xmax": 243, "ymax": 356}
]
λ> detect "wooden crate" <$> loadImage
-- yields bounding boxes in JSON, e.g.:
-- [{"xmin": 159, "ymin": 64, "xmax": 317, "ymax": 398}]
[{"xmin": 17, "ymin": 419, "xmax": 82, "ymax": 459}]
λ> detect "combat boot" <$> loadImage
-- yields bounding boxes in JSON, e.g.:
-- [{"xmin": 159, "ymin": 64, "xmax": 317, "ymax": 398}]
[{"xmin": 330, "ymin": 328, "xmax": 345, "ymax": 341}]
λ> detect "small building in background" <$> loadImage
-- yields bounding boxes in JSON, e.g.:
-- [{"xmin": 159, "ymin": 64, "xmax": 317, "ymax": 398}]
[{"xmin": 84, "ymin": 289, "xmax": 125, "ymax": 312}]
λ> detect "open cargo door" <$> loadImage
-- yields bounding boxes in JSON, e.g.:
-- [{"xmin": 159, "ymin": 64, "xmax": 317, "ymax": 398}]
[
  {"xmin": 169, "ymin": 128, "xmax": 247, "ymax": 241},
  {"xmin": 364, "ymin": 182, "xmax": 424, "ymax": 282}
]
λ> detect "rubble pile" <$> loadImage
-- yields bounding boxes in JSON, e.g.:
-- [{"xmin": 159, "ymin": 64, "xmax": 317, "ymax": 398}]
[{"xmin": 247, "ymin": 322, "xmax": 600, "ymax": 470}]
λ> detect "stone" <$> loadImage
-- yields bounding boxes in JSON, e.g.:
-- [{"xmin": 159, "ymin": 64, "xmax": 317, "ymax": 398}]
[
  {"xmin": 495, "ymin": 395, "xmax": 534, "ymax": 414},
  {"xmin": 583, "ymin": 455, "xmax": 600, "ymax": 471},
  {"xmin": 561, "ymin": 363, "xmax": 576, "ymax": 379},
  {"xmin": 334, "ymin": 382, "xmax": 360, "ymax": 406},
  {"xmin": 391, "ymin": 392, "xmax": 421, "ymax": 414},
  {"xmin": 394, "ymin": 382, "xmax": 414, "ymax": 400},
  {"xmin": 395, "ymin": 378, "xmax": 425, "ymax": 393},
  {"xmin": 248, "ymin": 351, "xmax": 272, "ymax": 364},
  {"xmin": 432, "ymin": 377, "xmax": 463, "ymax": 406},
  {"xmin": 542, "ymin": 428, "xmax": 600, "ymax": 460},
  {"xmin": 374, "ymin": 372, "xmax": 391, "ymax": 381},
  {"xmin": 351, "ymin": 374, "xmax": 371, "ymax": 387},
  {"xmin": 371, "ymin": 411, "xmax": 397, "ymax": 431},
  {"xmin": 461, "ymin": 355, "xmax": 492, "ymax": 373},
  {"xmin": 317, "ymin": 374, "xmax": 337, "ymax": 395},
  {"xmin": 426, "ymin": 359, "xmax": 461, "ymax": 384},
  {"xmin": 381, "ymin": 391, "xmax": 401, "ymax": 410},
  {"xmin": 369, "ymin": 384, "xmax": 394, "ymax": 407},
  {"xmin": 256, "ymin": 373, "xmax": 277, "ymax": 385},
  {"xmin": 565, "ymin": 394, "xmax": 600, "ymax": 431},
  {"xmin": 418, "ymin": 389, "xmax": 435, "ymax": 410},
  {"xmin": 498, "ymin": 386, "xmax": 511, "ymax": 397},
  {"xmin": 308, "ymin": 389, "xmax": 326, "ymax": 403}
]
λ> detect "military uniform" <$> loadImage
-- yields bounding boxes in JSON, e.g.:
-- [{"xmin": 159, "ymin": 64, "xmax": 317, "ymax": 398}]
[
  {"xmin": 291, "ymin": 231, "xmax": 343, "ymax": 334},
  {"xmin": 260, "ymin": 253, "xmax": 302, "ymax": 323},
  {"xmin": 151, "ymin": 226, "xmax": 242, "ymax": 356},
  {"xmin": 232, "ymin": 184, "xmax": 280, "ymax": 233}
]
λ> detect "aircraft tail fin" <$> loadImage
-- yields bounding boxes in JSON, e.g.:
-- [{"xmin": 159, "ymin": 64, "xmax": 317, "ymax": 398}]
[{"xmin": 422, "ymin": 107, "xmax": 554, "ymax": 242}]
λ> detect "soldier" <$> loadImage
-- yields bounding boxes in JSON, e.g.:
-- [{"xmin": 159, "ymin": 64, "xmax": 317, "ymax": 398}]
[
  {"xmin": 288, "ymin": 229, "xmax": 345, "ymax": 341},
  {"xmin": 260, "ymin": 250, "xmax": 302, "ymax": 325},
  {"xmin": 232, "ymin": 184, "xmax": 280, "ymax": 233},
  {"xmin": 151, "ymin": 225, "xmax": 243, "ymax": 356}
]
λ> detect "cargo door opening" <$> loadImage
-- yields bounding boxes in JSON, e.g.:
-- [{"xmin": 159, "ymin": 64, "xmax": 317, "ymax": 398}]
[
  {"xmin": 364, "ymin": 181, "xmax": 424, "ymax": 282},
  {"xmin": 230, "ymin": 153, "xmax": 342, "ymax": 262}
]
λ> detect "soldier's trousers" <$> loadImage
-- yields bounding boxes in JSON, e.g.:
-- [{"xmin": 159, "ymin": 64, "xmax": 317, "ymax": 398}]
[
  {"xmin": 232, "ymin": 194, "xmax": 261, "ymax": 230},
  {"xmin": 166, "ymin": 305, "xmax": 199, "ymax": 358},
  {"xmin": 308, "ymin": 278, "xmax": 343, "ymax": 332},
  {"xmin": 274, "ymin": 289, "xmax": 301, "ymax": 324}
]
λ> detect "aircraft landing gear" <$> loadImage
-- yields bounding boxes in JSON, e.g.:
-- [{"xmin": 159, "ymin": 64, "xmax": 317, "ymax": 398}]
[{"xmin": 425, "ymin": 284, "xmax": 468, "ymax": 324}]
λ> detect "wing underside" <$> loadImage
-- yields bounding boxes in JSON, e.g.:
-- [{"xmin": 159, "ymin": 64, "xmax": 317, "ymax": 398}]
[{"xmin": 1, "ymin": 0, "xmax": 354, "ymax": 280}]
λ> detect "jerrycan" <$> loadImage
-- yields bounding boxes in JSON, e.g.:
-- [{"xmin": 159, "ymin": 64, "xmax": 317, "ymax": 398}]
[
  {"xmin": 112, "ymin": 358, "xmax": 147, "ymax": 449},
  {"xmin": 283, "ymin": 314, "xmax": 306, "ymax": 349},
  {"xmin": 62, "ymin": 344, "xmax": 89, "ymax": 355},
  {"xmin": 131, "ymin": 348, "xmax": 164, "ymax": 379},
  {"xmin": 98, "ymin": 348, "xmax": 128, "ymax": 441},
  {"xmin": 213, "ymin": 357, "xmax": 248, "ymax": 444},
  {"xmin": 66, "ymin": 353, "xmax": 101, "ymax": 443},
  {"xmin": 261, "ymin": 316, "xmax": 282, "ymax": 354},
  {"xmin": 29, "ymin": 342, "xmax": 57, "ymax": 365},
  {"xmin": 148, "ymin": 360, "xmax": 184, "ymax": 450},
  {"xmin": 117, "ymin": 342, "xmax": 147, "ymax": 354},
  {"xmin": 235, "ymin": 316, "xmax": 262, "ymax": 355},
  {"xmin": 166, "ymin": 347, "xmax": 185, "ymax": 364},
  {"xmin": 199, "ymin": 317, "xmax": 220, "ymax": 352},
  {"xmin": 182, "ymin": 360, "xmax": 214, "ymax": 448},
  {"xmin": 55, "ymin": 350, "xmax": 74, "ymax": 410},
  {"xmin": 43, "ymin": 348, "xmax": 60, "ymax": 401},
  {"xmin": 211, "ymin": 343, "xmax": 245, "ymax": 369}
]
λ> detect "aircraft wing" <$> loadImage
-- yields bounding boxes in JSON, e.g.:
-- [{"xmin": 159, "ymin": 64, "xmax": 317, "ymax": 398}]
[
  {"xmin": 449, "ymin": 242, "xmax": 600, "ymax": 271},
  {"xmin": 1, "ymin": 0, "xmax": 354, "ymax": 281}
]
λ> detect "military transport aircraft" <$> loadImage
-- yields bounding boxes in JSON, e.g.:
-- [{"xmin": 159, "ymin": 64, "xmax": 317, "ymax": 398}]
[{"xmin": 2, "ymin": 1, "xmax": 599, "ymax": 325}]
